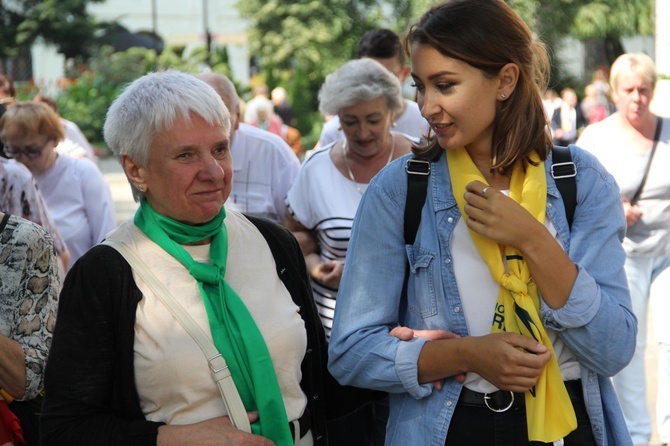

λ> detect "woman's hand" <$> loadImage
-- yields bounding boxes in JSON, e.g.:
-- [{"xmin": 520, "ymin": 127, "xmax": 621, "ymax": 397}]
[
  {"xmin": 418, "ymin": 332, "xmax": 551, "ymax": 392},
  {"xmin": 467, "ymin": 332, "xmax": 551, "ymax": 393},
  {"xmin": 390, "ymin": 326, "xmax": 466, "ymax": 388},
  {"xmin": 157, "ymin": 412, "xmax": 274, "ymax": 445},
  {"xmin": 0, "ymin": 333, "xmax": 27, "ymax": 400},
  {"xmin": 310, "ymin": 259, "xmax": 344, "ymax": 289},
  {"xmin": 461, "ymin": 180, "xmax": 577, "ymax": 308},
  {"xmin": 622, "ymin": 200, "xmax": 643, "ymax": 227},
  {"xmin": 462, "ymin": 180, "xmax": 544, "ymax": 251},
  {"xmin": 283, "ymin": 209, "xmax": 344, "ymax": 288}
]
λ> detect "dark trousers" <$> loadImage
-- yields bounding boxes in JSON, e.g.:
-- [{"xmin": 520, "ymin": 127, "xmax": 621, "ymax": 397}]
[
  {"xmin": 445, "ymin": 384, "xmax": 596, "ymax": 446},
  {"xmin": 327, "ymin": 397, "xmax": 388, "ymax": 446},
  {"xmin": 9, "ymin": 396, "xmax": 43, "ymax": 446}
]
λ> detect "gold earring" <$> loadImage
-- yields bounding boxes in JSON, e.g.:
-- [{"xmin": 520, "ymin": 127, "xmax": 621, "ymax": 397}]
[{"xmin": 500, "ymin": 93, "xmax": 507, "ymax": 99}]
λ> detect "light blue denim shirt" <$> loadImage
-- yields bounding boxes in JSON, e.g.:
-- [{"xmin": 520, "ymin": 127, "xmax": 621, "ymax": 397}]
[{"xmin": 329, "ymin": 146, "xmax": 636, "ymax": 446}]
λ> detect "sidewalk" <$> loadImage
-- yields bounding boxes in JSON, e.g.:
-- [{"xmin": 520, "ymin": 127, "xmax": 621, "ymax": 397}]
[{"xmin": 99, "ymin": 156, "xmax": 137, "ymax": 226}]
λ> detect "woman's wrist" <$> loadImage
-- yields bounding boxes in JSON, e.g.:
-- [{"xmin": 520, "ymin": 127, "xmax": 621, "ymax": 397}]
[
  {"xmin": 157, "ymin": 424, "xmax": 188, "ymax": 445},
  {"xmin": 304, "ymin": 253, "xmax": 322, "ymax": 279}
]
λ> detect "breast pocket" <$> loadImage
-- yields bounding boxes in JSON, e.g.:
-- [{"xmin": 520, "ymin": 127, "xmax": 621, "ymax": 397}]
[{"xmin": 405, "ymin": 245, "xmax": 438, "ymax": 318}]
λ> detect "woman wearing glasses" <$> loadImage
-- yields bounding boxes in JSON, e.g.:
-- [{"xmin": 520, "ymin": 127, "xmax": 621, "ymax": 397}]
[{"xmin": 0, "ymin": 102, "xmax": 116, "ymax": 268}]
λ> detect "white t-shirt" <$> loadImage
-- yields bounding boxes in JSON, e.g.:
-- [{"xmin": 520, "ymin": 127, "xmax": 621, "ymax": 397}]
[
  {"xmin": 225, "ymin": 123, "xmax": 300, "ymax": 223},
  {"xmin": 318, "ymin": 99, "xmax": 428, "ymax": 148},
  {"xmin": 35, "ymin": 154, "xmax": 116, "ymax": 267},
  {"xmin": 577, "ymin": 115, "xmax": 670, "ymax": 257},
  {"xmin": 121, "ymin": 211, "xmax": 308, "ymax": 425}
]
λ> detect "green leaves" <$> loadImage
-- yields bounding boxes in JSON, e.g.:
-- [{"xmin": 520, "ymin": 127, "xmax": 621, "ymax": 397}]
[
  {"xmin": 1, "ymin": 0, "xmax": 105, "ymax": 59},
  {"xmin": 55, "ymin": 45, "xmax": 232, "ymax": 144}
]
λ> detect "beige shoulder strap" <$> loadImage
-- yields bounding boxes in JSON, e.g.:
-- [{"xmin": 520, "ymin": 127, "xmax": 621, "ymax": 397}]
[{"xmin": 102, "ymin": 239, "xmax": 251, "ymax": 433}]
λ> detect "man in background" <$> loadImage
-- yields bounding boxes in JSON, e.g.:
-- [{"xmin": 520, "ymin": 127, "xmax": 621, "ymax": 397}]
[{"xmin": 196, "ymin": 72, "xmax": 299, "ymax": 224}]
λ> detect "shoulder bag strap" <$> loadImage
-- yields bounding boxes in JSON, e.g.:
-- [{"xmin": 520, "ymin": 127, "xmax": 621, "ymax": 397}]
[
  {"xmin": 551, "ymin": 146, "xmax": 578, "ymax": 228},
  {"xmin": 102, "ymin": 239, "xmax": 252, "ymax": 433},
  {"xmin": 630, "ymin": 116, "xmax": 663, "ymax": 206}
]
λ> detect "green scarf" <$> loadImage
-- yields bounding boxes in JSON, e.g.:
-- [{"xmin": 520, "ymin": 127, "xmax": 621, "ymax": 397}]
[
  {"xmin": 447, "ymin": 148, "xmax": 576, "ymax": 442},
  {"xmin": 134, "ymin": 201, "xmax": 292, "ymax": 445}
]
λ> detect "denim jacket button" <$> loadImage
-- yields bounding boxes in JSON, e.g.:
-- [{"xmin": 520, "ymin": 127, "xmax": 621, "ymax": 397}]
[
  {"xmin": 447, "ymin": 217, "xmax": 454, "ymax": 223},
  {"xmin": 454, "ymin": 306, "xmax": 461, "ymax": 313},
  {"xmin": 445, "ymin": 258, "xmax": 452, "ymax": 264}
]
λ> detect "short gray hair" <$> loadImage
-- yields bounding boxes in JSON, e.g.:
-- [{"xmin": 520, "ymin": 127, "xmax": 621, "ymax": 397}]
[
  {"xmin": 318, "ymin": 58, "xmax": 403, "ymax": 117},
  {"xmin": 104, "ymin": 70, "xmax": 230, "ymax": 201}
]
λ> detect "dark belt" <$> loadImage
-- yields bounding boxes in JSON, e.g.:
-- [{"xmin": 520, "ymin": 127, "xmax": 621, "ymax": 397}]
[
  {"xmin": 289, "ymin": 410, "xmax": 310, "ymax": 441},
  {"xmin": 458, "ymin": 379, "xmax": 583, "ymax": 413}
]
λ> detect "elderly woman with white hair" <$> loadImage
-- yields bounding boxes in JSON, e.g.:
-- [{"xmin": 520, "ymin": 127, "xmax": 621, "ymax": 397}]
[
  {"xmin": 284, "ymin": 58, "xmax": 416, "ymax": 445},
  {"xmin": 40, "ymin": 70, "xmax": 375, "ymax": 446}
]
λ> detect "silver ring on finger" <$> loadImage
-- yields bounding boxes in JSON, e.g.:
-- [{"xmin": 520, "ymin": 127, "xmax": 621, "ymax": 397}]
[{"xmin": 482, "ymin": 186, "xmax": 490, "ymax": 196}]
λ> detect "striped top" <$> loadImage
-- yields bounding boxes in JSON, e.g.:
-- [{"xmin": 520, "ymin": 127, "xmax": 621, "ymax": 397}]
[{"xmin": 286, "ymin": 143, "xmax": 364, "ymax": 338}]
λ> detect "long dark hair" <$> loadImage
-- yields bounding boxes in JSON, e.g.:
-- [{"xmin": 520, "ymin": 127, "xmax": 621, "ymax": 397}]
[{"xmin": 406, "ymin": 0, "xmax": 553, "ymax": 174}]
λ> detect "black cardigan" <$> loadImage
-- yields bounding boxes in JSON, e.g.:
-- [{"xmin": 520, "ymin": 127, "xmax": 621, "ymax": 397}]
[{"xmin": 41, "ymin": 216, "xmax": 378, "ymax": 445}]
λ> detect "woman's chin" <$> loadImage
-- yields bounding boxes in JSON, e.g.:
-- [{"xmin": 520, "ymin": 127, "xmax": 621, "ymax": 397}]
[{"xmin": 176, "ymin": 205, "xmax": 224, "ymax": 226}]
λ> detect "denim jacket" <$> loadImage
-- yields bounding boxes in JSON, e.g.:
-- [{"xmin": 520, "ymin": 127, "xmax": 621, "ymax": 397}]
[{"xmin": 328, "ymin": 146, "xmax": 636, "ymax": 446}]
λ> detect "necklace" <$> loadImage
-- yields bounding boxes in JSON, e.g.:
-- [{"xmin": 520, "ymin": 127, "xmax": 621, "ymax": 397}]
[{"xmin": 342, "ymin": 133, "xmax": 395, "ymax": 195}]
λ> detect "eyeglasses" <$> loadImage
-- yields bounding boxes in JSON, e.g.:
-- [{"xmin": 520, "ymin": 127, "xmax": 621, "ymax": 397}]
[{"xmin": 3, "ymin": 140, "xmax": 51, "ymax": 160}]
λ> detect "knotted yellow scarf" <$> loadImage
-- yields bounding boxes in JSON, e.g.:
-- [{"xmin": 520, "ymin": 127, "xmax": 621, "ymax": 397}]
[{"xmin": 447, "ymin": 147, "xmax": 576, "ymax": 442}]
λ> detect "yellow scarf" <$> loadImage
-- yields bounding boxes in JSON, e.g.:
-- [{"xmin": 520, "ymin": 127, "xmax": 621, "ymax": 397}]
[{"xmin": 447, "ymin": 147, "xmax": 576, "ymax": 442}]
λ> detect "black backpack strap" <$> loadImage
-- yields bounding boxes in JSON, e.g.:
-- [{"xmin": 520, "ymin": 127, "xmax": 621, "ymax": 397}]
[
  {"xmin": 550, "ymin": 145, "xmax": 577, "ymax": 228},
  {"xmin": 400, "ymin": 158, "xmax": 431, "ymax": 323},
  {"xmin": 404, "ymin": 159, "xmax": 431, "ymax": 244},
  {"xmin": 404, "ymin": 149, "xmax": 576, "ymax": 234}
]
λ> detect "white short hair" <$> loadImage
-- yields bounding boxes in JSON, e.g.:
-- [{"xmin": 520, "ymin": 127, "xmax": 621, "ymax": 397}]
[
  {"xmin": 104, "ymin": 70, "xmax": 230, "ymax": 201},
  {"xmin": 104, "ymin": 70, "xmax": 230, "ymax": 165}
]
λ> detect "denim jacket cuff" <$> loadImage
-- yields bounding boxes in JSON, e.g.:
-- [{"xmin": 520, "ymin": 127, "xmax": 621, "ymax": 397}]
[
  {"xmin": 396, "ymin": 337, "xmax": 434, "ymax": 399},
  {"xmin": 541, "ymin": 264, "xmax": 600, "ymax": 330}
]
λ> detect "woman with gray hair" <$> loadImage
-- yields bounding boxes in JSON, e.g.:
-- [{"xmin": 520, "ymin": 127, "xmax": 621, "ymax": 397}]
[
  {"xmin": 284, "ymin": 57, "xmax": 415, "ymax": 445},
  {"xmin": 41, "ymin": 70, "xmax": 370, "ymax": 446}
]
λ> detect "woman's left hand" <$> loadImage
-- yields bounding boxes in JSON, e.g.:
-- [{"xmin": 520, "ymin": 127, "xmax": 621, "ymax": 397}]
[
  {"xmin": 315, "ymin": 260, "xmax": 344, "ymax": 289},
  {"xmin": 462, "ymin": 180, "xmax": 542, "ymax": 251}
]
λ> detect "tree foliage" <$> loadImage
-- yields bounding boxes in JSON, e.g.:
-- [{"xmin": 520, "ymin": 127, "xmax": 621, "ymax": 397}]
[
  {"xmin": 237, "ymin": 0, "xmax": 416, "ymax": 139},
  {"xmin": 237, "ymin": 0, "xmax": 653, "ymax": 142},
  {"xmin": 56, "ymin": 45, "xmax": 233, "ymax": 145},
  {"xmin": 0, "ymin": 0, "xmax": 105, "ymax": 59},
  {"xmin": 240, "ymin": 1, "xmax": 383, "ymax": 75},
  {"xmin": 572, "ymin": 0, "xmax": 654, "ymax": 39}
]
